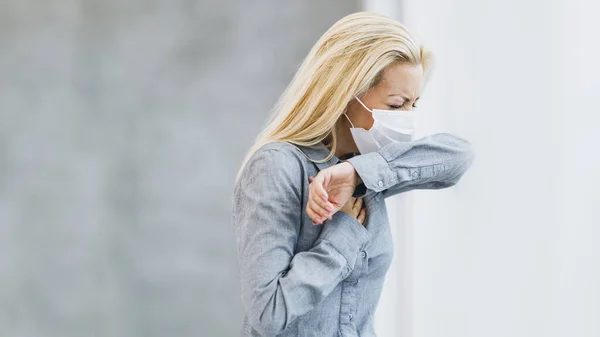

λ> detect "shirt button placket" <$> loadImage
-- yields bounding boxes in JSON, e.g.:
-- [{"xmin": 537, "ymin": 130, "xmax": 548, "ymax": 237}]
[{"xmin": 339, "ymin": 250, "xmax": 364, "ymax": 335}]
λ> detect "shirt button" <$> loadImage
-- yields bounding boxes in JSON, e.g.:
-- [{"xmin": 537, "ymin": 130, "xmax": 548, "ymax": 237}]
[
  {"xmin": 349, "ymin": 314, "xmax": 353, "ymax": 321},
  {"xmin": 411, "ymin": 170, "xmax": 419, "ymax": 179},
  {"xmin": 360, "ymin": 251, "xmax": 367, "ymax": 258},
  {"xmin": 378, "ymin": 180, "xmax": 384, "ymax": 187}
]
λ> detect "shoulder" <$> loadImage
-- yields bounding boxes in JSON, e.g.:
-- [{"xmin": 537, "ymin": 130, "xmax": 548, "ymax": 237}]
[
  {"xmin": 255, "ymin": 141, "xmax": 308, "ymax": 162},
  {"xmin": 237, "ymin": 141, "xmax": 307, "ymax": 194},
  {"xmin": 247, "ymin": 141, "xmax": 308, "ymax": 173}
]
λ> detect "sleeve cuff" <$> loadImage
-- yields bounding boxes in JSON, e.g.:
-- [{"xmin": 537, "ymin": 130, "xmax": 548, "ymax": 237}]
[
  {"xmin": 345, "ymin": 152, "xmax": 397, "ymax": 193},
  {"xmin": 317, "ymin": 211, "xmax": 370, "ymax": 269}
]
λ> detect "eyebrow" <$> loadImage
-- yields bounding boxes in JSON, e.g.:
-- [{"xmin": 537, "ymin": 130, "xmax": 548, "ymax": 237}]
[{"xmin": 388, "ymin": 94, "xmax": 420, "ymax": 101}]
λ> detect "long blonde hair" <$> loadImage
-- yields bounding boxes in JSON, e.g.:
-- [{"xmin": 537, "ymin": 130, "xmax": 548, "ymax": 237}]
[{"xmin": 235, "ymin": 11, "xmax": 432, "ymax": 182}]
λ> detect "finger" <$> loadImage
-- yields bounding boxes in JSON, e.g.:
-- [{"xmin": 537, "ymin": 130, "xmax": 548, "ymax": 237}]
[
  {"xmin": 352, "ymin": 197, "xmax": 363, "ymax": 213},
  {"xmin": 308, "ymin": 176, "xmax": 314, "ymax": 183},
  {"xmin": 322, "ymin": 171, "xmax": 331, "ymax": 191},
  {"xmin": 311, "ymin": 177, "xmax": 333, "ymax": 212},
  {"xmin": 308, "ymin": 197, "xmax": 331, "ymax": 221},
  {"xmin": 358, "ymin": 209, "xmax": 366, "ymax": 224},
  {"xmin": 313, "ymin": 173, "xmax": 329, "ymax": 203},
  {"xmin": 306, "ymin": 204, "xmax": 323, "ymax": 225},
  {"xmin": 343, "ymin": 197, "xmax": 355, "ymax": 213},
  {"xmin": 305, "ymin": 204, "xmax": 316, "ymax": 224},
  {"xmin": 357, "ymin": 208, "xmax": 366, "ymax": 224},
  {"xmin": 310, "ymin": 199, "xmax": 331, "ymax": 224}
]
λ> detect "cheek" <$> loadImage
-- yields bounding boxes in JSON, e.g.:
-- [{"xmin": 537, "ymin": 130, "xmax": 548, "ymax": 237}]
[
  {"xmin": 346, "ymin": 103, "xmax": 374, "ymax": 130},
  {"xmin": 357, "ymin": 113, "xmax": 375, "ymax": 130}
]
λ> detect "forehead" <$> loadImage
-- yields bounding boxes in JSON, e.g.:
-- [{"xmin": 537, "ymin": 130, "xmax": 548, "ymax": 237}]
[{"xmin": 376, "ymin": 63, "xmax": 423, "ymax": 98}]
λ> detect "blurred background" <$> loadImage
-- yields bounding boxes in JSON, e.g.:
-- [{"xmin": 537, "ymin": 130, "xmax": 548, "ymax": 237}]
[{"xmin": 1, "ymin": 0, "xmax": 598, "ymax": 337}]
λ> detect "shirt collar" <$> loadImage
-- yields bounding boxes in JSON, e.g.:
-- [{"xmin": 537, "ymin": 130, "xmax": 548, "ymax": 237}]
[{"xmin": 292, "ymin": 142, "xmax": 359, "ymax": 171}]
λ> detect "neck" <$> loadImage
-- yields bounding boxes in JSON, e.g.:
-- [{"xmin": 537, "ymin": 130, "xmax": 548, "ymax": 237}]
[{"xmin": 325, "ymin": 117, "xmax": 358, "ymax": 158}]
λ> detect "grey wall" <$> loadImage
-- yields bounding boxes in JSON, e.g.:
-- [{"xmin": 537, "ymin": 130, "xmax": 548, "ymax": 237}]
[{"xmin": 0, "ymin": 1, "xmax": 359, "ymax": 336}]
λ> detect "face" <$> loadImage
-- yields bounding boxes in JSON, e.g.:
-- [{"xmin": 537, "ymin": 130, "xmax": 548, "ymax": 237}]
[{"xmin": 346, "ymin": 62, "xmax": 423, "ymax": 131}]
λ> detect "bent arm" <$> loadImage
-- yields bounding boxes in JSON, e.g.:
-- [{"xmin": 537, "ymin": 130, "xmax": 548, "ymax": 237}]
[
  {"xmin": 345, "ymin": 133, "xmax": 474, "ymax": 199},
  {"xmin": 233, "ymin": 148, "xmax": 370, "ymax": 336}
]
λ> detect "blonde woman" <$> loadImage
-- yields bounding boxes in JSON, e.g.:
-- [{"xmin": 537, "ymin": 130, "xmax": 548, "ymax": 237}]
[{"xmin": 232, "ymin": 12, "xmax": 474, "ymax": 337}]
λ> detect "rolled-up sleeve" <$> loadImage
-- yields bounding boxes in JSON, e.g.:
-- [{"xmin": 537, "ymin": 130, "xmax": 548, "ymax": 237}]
[
  {"xmin": 345, "ymin": 133, "xmax": 475, "ymax": 199},
  {"xmin": 233, "ymin": 147, "xmax": 370, "ymax": 336}
]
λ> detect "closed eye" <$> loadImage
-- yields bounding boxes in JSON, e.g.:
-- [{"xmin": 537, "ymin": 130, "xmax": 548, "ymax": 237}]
[
  {"xmin": 413, "ymin": 97, "xmax": 420, "ymax": 108},
  {"xmin": 388, "ymin": 105, "xmax": 402, "ymax": 109}
]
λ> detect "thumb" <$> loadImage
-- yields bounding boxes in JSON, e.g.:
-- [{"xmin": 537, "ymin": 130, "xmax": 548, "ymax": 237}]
[{"xmin": 313, "ymin": 172, "xmax": 329, "ymax": 201}]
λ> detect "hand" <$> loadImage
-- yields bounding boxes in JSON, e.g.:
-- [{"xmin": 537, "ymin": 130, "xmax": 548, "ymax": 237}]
[
  {"xmin": 339, "ymin": 197, "xmax": 367, "ymax": 226},
  {"xmin": 306, "ymin": 161, "xmax": 360, "ymax": 225}
]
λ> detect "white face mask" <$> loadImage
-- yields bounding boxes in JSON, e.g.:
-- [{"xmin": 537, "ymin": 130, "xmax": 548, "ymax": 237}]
[{"xmin": 344, "ymin": 95, "xmax": 416, "ymax": 154}]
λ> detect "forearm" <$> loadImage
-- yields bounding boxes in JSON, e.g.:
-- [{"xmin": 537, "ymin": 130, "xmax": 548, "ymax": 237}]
[
  {"xmin": 345, "ymin": 133, "xmax": 474, "ymax": 196},
  {"xmin": 239, "ymin": 211, "xmax": 369, "ymax": 335}
]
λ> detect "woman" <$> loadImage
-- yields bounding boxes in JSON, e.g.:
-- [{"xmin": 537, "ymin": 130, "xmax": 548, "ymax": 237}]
[{"xmin": 232, "ymin": 12, "xmax": 474, "ymax": 337}]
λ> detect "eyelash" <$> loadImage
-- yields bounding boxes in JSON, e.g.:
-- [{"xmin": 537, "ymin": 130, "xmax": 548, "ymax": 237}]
[{"xmin": 389, "ymin": 104, "xmax": 418, "ymax": 109}]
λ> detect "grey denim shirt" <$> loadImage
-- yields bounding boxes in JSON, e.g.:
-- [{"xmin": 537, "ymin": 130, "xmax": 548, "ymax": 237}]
[{"xmin": 232, "ymin": 133, "xmax": 474, "ymax": 337}]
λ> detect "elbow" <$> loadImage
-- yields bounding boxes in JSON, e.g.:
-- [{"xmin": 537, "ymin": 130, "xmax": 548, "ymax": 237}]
[
  {"xmin": 448, "ymin": 147, "xmax": 475, "ymax": 185},
  {"xmin": 461, "ymin": 144, "xmax": 475, "ymax": 172},
  {"xmin": 464, "ymin": 144, "xmax": 475, "ymax": 172},
  {"xmin": 451, "ymin": 134, "xmax": 475, "ymax": 168},
  {"xmin": 245, "ymin": 298, "xmax": 290, "ymax": 336},
  {"xmin": 248, "ymin": 312, "xmax": 288, "ymax": 336}
]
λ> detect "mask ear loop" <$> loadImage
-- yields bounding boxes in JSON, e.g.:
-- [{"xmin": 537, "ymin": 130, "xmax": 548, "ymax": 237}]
[
  {"xmin": 354, "ymin": 95, "xmax": 373, "ymax": 113},
  {"xmin": 343, "ymin": 113, "xmax": 355, "ymax": 128},
  {"xmin": 345, "ymin": 95, "xmax": 373, "ymax": 129}
]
